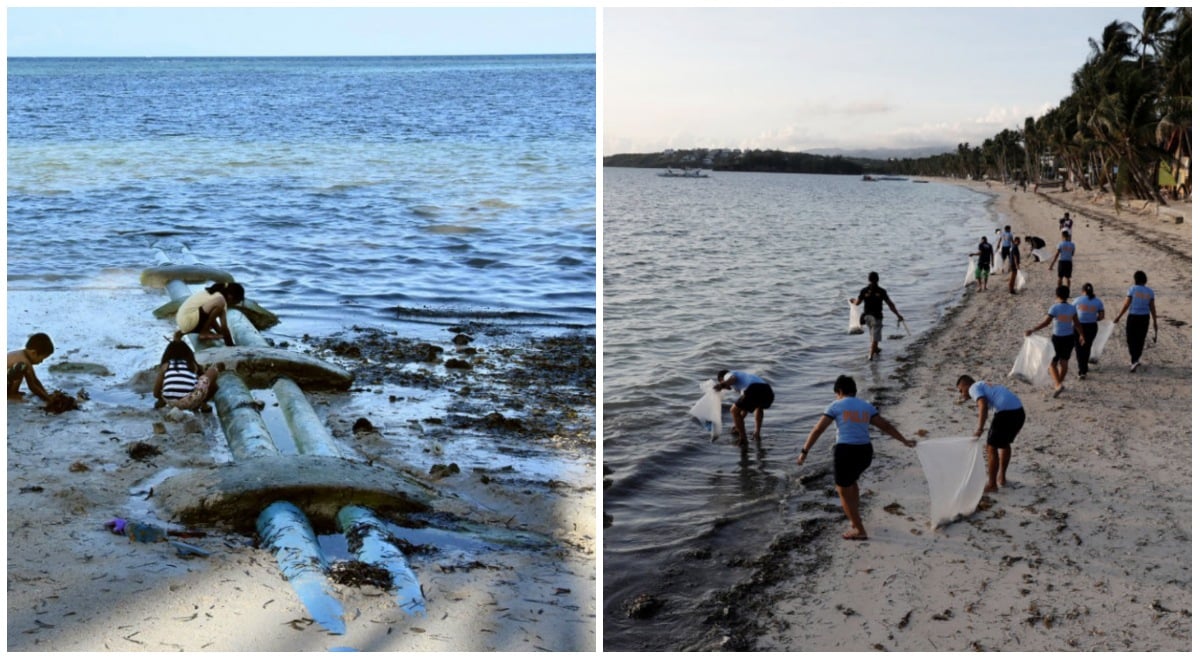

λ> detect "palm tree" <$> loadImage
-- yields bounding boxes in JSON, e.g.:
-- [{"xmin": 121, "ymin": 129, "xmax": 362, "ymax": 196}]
[
  {"xmin": 1156, "ymin": 8, "xmax": 1191, "ymax": 197},
  {"xmin": 1131, "ymin": 7, "xmax": 1178, "ymax": 68}
]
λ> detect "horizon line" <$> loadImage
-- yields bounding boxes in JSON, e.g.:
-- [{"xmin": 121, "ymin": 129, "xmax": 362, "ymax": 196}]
[{"xmin": 8, "ymin": 52, "xmax": 596, "ymax": 59}]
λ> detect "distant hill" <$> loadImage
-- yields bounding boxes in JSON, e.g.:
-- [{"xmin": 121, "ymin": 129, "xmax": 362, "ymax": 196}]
[
  {"xmin": 806, "ymin": 146, "xmax": 956, "ymax": 160},
  {"xmin": 603, "ymin": 146, "xmax": 971, "ymax": 177},
  {"xmin": 603, "ymin": 149, "xmax": 867, "ymax": 175}
]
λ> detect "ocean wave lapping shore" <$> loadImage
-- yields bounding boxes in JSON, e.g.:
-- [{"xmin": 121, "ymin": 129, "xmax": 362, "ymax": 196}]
[{"xmin": 698, "ymin": 182, "xmax": 1191, "ymax": 652}]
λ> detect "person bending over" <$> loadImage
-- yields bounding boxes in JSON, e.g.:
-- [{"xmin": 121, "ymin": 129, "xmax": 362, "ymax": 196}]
[
  {"xmin": 797, "ymin": 375, "xmax": 914, "ymax": 540},
  {"xmin": 714, "ymin": 369, "xmax": 774, "ymax": 444}
]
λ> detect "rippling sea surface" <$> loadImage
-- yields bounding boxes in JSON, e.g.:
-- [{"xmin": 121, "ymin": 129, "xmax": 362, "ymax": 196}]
[
  {"xmin": 8, "ymin": 56, "xmax": 596, "ymax": 336},
  {"xmin": 602, "ymin": 167, "xmax": 998, "ymax": 649}
]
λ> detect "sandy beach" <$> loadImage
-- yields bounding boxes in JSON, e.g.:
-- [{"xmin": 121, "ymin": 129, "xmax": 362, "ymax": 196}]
[
  {"xmin": 6, "ymin": 286, "xmax": 595, "ymax": 652},
  {"xmin": 722, "ymin": 182, "xmax": 1191, "ymax": 652}
]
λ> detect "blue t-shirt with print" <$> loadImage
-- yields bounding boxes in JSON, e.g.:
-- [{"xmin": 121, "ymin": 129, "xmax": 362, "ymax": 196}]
[
  {"xmin": 968, "ymin": 381, "xmax": 1022, "ymax": 412},
  {"xmin": 822, "ymin": 397, "xmax": 877, "ymax": 445},
  {"xmin": 1074, "ymin": 295, "xmax": 1104, "ymax": 324},
  {"xmin": 728, "ymin": 371, "xmax": 766, "ymax": 391},
  {"xmin": 1048, "ymin": 301, "xmax": 1077, "ymax": 336},
  {"xmin": 1127, "ymin": 285, "xmax": 1154, "ymax": 315},
  {"xmin": 1057, "ymin": 240, "xmax": 1075, "ymax": 261}
]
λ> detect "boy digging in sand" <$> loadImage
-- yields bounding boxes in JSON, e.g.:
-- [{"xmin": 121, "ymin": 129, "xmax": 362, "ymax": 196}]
[{"xmin": 8, "ymin": 332, "xmax": 55, "ymax": 401}]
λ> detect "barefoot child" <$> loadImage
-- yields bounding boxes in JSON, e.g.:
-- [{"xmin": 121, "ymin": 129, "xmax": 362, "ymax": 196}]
[
  {"xmin": 797, "ymin": 375, "xmax": 915, "ymax": 540},
  {"xmin": 7, "ymin": 333, "xmax": 54, "ymax": 400},
  {"xmin": 956, "ymin": 375, "xmax": 1025, "ymax": 493},
  {"xmin": 175, "ymin": 282, "xmax": 245, "ymax": 347},
  {"xmin": 153, "ymin": 340, "xmax": 221, "ymax": 411}
]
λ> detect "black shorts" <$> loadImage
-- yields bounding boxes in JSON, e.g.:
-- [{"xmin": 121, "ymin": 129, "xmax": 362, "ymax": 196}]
[
  {"xmin": 833, "ymin": 443, "xmax": 873, "ymax": 487},
  {"xmin": 1057, "ymin": 261, "xmax": 1073, "ymax": 279},
  {"xmin": 735, "ymin": 382, "xmax": 774, "ymax": 412},
  {"xmin": 1051, "ymin": 333, "xmax": 1075, "ymax": 363},
  {"xmin": 987, "ymin": 408, "xmax": 1025, "ymax": 449}
]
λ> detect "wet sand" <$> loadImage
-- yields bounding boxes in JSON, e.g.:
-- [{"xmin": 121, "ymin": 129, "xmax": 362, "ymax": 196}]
[
  {"xmin": 6, "ymin": 287, "xmax": 595, "ymax": 651},
  {"xmin": 713, "ymin": 183, "xmax": 1192, "ymax": 651}
]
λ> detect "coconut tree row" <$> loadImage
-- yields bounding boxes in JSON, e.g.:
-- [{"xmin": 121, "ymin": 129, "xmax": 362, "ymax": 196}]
[{"xmin": 896, "ymin": 8, "xmax": 1190, "ymax": 203}]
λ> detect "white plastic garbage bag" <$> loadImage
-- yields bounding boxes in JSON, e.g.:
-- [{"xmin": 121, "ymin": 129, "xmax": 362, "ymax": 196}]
[
  {"xmin": 916, "ymin": 436, "xmax": 988, "ymax": 528},
  {"xmin": 1014, "ymin": 268, "xmax": 1027, "ymax": 291},
  {"xmin": 847, "ymin": 300, "xmax": 864, "ymax": 334},
  {"xmin": 963, "ymin": 258, "xmax": 976, "ymax": 288},
  {"xmin": 1031, "ymin": 247, "xmax": 1050, "ymax": 262},
  {"xmin": 688, "ymin": 379, "xmax": 724, "ymax": 438},
  {"xmin": 1009, "ymin": 335, "xmax": 1053, "ymax": 386},
  {"xmin": 1090, "ymin": 319, "xmax": 1115, "ymax": 360}
]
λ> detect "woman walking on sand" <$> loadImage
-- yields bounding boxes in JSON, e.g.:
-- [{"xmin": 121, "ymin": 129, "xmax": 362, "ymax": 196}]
[
  {"xmin": 1026, "ymin": 285, "xmax": 1084, "ymax": 397},
  {"xmin": 1073, "ymin": 283, "xmax": 1104, "ymax": 379},
  {"xmin": 1112, "ymin": 270, "xmax": 1158, "ymax": 372}
]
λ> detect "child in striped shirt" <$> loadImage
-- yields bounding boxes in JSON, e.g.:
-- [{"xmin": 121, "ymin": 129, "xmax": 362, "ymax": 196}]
[{"xmin": 153, "ymin": 340, "xmax": 222, "ymax": 411}]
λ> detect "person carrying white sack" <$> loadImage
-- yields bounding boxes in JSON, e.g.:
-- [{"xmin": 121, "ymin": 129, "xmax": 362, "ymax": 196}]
[
  {"xmin": 956, "ymin": 375, "xmax": 1025, "ymax": 493},
  {"xmin": 849, "ymin": 271, "xmax": 904, "ymax": 361},
  {"xmin": 714, "ymin": 369, "xmax": 774, "ymax": 444},
  {"xmin": 1025, "ymin": 285, "xmax": 1085, "ymax": 398},
  {"xmin": 1073, "ymin": 282, "xmax": 1105, "ymax": 379},
  {"xmin": 969, "ymin": 236, "xmax": 994, "ymax": 292}
]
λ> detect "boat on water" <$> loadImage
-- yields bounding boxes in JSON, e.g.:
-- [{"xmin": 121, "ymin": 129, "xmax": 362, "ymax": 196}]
[{"xmin": 659, "ymin": 167, "xmax": 709, "ymax": 178}]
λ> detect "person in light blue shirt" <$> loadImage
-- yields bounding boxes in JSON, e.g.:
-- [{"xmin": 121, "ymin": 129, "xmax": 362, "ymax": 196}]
[
  {"xmin": 1072, "ymin": 283, "xmax": 1105, "ymax": 378},
  {"xmin": 1112, "ymin": 270, "xmax": 1158, "ymax": 372},
  {"xmin": 956, "ymin": 375, "xmax": 1025, "ymax": 493},
  {"xmin": 796, "ymin": 375, "xmax": 914, "ymax": 540},
  {"xmin": 1026, "ymin": 285, "xmax": 1084, "ymax": 397},
  {"xmin": 998, "ymin": 225, "xmax": 1015, "ymax": 266},
  {"xmin": 714, "ymin": 369, "xmax": 775, "ymax": 444},
  {"xmin": 1047, "ymin": 230, "xmax": 1076, "ymax": 288}
]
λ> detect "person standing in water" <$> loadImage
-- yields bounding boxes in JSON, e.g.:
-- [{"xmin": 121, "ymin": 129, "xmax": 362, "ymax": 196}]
[
  {"xmin": 850, "ymin": 272, "xmax": 904, "ymax": 361},
  {"xmin": 796, "ymin": 375, "xmax": 915, "ymax": 540},
  {"xmin": 714, "ymin": 369, "xmax": 774, "ymax": 444}
]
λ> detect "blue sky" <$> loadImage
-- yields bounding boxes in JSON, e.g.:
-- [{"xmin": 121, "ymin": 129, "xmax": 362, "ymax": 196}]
[
  {"xmin": 7, "ymin": 7, "xmax": 596, "ymax": 57},
  {"xmin": 605, "ymin": 7, "xmax": 1152, "ymax": 155}
]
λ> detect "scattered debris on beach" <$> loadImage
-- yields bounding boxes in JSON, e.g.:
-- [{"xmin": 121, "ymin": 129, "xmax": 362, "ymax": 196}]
[{"xmin": 44, "ymin": 390, "xmax": 82, "ymax": 414}]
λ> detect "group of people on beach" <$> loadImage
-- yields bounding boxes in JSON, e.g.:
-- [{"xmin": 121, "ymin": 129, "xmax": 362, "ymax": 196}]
[
  {"xmin": 1006, "ymin": 212, "xmax": 1159, "ymax": 396},
  {"xmin": 711, "ymin": 205, "xmax": 1163, "ymax": 542},
  {"xmin": 9, "ymin": 281, "xmax": 246, "ymax": 414}
]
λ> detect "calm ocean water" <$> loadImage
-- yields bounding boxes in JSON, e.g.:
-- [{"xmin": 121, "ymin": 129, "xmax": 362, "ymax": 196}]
[
  {"xmin": 7, "ymin": 56, "xmax": 596, "ymax": 337},
  {"xmin": 602, "ymin": 167, "xmax": 998, "ymax": 649}
]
